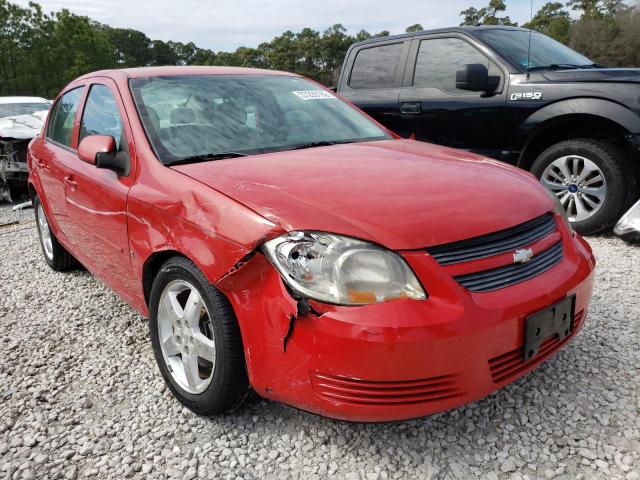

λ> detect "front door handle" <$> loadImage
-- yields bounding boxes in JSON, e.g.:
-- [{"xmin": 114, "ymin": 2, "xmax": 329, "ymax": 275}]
[
  {"xmin": 400, "ymin": 102, "xmax": 421, "ymax": 114},
  {"xmin": 63, "ymin": 175, "xmax": 77, "ymax": 192}
]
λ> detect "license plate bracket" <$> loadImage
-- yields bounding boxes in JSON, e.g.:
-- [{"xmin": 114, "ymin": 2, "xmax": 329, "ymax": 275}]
[{"xmin": 524, "ymin": 295, "xmax": 575, "ymax": 361}]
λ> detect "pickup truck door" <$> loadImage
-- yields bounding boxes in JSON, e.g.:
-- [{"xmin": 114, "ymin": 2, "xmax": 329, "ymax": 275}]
[
  {"xmin": 398, "ymin": 34, "xmax": 509, "ymax": 159},
  {"xmin": 61, "ymin": 79, "xmax": 137, "ymax": 294},
  {"xmin": 337, "ymin": 40, "xmax": 412, "ymax": 137}
]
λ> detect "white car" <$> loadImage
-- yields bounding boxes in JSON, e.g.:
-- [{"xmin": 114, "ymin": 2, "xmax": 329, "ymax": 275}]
[{"xmin": 0, "ymin": 96, "xmax": 51, "ymax": 202}]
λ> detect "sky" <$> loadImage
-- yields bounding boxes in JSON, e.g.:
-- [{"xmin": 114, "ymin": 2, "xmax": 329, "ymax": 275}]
[{"xmin": 12, "ymin": 0, "xmax": 550, "ymax": 52}]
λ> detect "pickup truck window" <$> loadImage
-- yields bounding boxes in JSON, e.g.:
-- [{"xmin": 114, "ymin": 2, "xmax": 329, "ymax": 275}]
[
  {"xmin": 349, "ymin": 43, "xmax": 403, "ymax": 89},
  {"xmin": 414, "ymin": 38, "xmax": 496, "ymax": 92},
  {"xmin": 475, "ymin": 29, "xmax": 592, "ymax": 70},
  {"xmin": 47, "ymin": 87, "xmax": 83, "ymax": 147}
]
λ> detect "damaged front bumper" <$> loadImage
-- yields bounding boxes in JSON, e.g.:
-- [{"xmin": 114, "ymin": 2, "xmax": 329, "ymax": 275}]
[
  {"xmin": 215, "ymin": 235, "xmax": 595, "ymax": 422},
  {"xmin": 614, "ymin": 199, "xmax": 640, "ymax": 243},
  {"xmin": 0, "ymin": 138, "xmax": 30, "ymax": 202}
]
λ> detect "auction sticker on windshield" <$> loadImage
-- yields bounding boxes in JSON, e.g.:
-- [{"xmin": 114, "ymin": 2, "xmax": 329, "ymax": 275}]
[{"xmin": 292, "ymin": 90, "xmax": 334, "ymax": 100}]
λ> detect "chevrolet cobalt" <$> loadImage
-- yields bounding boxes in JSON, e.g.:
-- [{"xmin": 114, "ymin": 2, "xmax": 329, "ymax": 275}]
[{"xmin": 28, "ymin": 67, "xmax": 595, "ymax": 422}]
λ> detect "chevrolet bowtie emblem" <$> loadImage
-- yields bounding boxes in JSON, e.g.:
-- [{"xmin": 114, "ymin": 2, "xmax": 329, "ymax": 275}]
[{"xmin": 513, "ymin": 248, "xmax": 534, "ymax": 264}]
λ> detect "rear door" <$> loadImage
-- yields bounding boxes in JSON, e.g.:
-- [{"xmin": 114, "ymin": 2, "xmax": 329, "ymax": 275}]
[
  {"xmin": 36, "ymin": 86, "xmax": 86, "ymax": 244},
  {"xmin": 337, "ymin": 40, "xmax": 411, "ymax": 137},
  {"xmin": 398, "ymin": 34, "xmax": 508, "ymax": 158},
  {"xmin": 62, "ymin": 79, "xmax": 137, "ymax": 291}
]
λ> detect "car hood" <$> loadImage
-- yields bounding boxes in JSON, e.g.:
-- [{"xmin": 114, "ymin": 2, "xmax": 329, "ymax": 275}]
[
  {"xmin": 541, "ymin": 68, "xmax": 640, "ymax": 84},
  {"xmin": 172, "ymin": 140, "xmax": 553, "ymax": 250},
  {"xmin": 0, "ymin": 110, "xmax": 48, "ymax": 139}
]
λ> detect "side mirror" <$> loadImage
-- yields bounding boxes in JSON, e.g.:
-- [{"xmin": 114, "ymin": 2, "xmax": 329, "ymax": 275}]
[
  {"xmin": 456, "ymin": 64, "xmax": 500, "ymax": 93},
  {"xmin": 78, "ymin": 135, "xmax": 129, "ymax": 176}
]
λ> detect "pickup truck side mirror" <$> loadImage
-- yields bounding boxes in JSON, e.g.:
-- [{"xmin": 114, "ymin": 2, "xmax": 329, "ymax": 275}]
[
  {"xmin": 456, "ymin": 64, "xmax": 500, "ymax": 93},
  {"xmin": 78, "ymin": 135, "xmax": 129, "ymax": 176}
]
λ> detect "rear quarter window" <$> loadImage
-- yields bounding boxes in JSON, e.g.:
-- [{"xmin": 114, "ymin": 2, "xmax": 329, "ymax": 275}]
[{"xmin": 349, "ymin": 43, "xmax": 403, "ymax": 89}]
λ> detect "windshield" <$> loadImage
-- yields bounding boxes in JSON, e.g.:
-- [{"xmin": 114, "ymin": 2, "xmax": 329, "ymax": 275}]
[
  {"xmin": 129, "ymin": 74, "xmax": 391, "ymax": 164},
  {"xmin": 0, "ymin": 103, "xmax": 50, "ymax": 118},
  {"xmin": 475, "ymin": 30, "xmax": 593, "ymax": 70}
]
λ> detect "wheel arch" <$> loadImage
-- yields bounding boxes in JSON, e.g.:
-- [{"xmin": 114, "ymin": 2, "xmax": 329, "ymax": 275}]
[
  {"xmin": 142, "ymin": 249, "xmax": 194, "ymax": 308},
  {"xmin": 517, "ymin": 99, "xmax": 640, "ymax": 171}
]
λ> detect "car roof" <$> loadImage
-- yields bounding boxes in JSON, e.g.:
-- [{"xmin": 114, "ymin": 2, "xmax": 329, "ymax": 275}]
[
  {"xmin": 75, "ymin": 65, "xmax": 298, "ymax": 82},
  {"xmin": 350, "ymin": 25, "xmax": 526, "ymax": 47},
  {"xmin": 0, "ymin": 96, "xmax": 50, "ymax": 104}
]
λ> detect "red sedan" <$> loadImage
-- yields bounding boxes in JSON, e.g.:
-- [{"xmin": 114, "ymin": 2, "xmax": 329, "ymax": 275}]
[{"xmin": 28, "ymin": 66, "xmax": 595, "ymax": 422}]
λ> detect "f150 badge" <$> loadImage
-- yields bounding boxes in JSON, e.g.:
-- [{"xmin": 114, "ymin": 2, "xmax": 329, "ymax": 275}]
[{"xmin": 510, "ymin": 92, "xmax": 543, "ymax": 101}]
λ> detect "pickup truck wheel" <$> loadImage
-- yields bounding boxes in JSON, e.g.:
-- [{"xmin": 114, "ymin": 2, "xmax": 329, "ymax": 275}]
[
  {"xmin": 34, "ymin": 195, "xmax": 78, "ymax": 271},
  {"xmin": 148, "ymin": 257, "xmax": 249, "ymax": 415},
  {"xmin": 531, "ymin": 139, "xmax": 633, "ymax": 235}
]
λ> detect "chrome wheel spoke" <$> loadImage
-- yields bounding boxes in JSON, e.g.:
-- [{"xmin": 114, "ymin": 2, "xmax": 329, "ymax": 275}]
[
  {"xmin": 540, "ymin": 178, "xmax": 565, "ymax": 191},
  {"xmin": 163, "ymin": 334, "xmax": 181, "ymax": 357},
  {"xmin": 192, "ymin": 332, "xmax": 216, "ymax": 362},
  {"xmin": 183, "ymin": 290, "xmax": 204, "ymax": 328},
  {"xmin": 574, "ymin": 195, "xmax": 589, "ymax": 221},
  {"xmin": 581, "ymin": 186, "xmax": 606, "ymax": 201},
  {"xmin": 37, "ymin": 204, "xmax": 54, "ymax": 260},
  {"xmin": 181, "ymin": 354, "xmax": 200, "ymax": 389}
]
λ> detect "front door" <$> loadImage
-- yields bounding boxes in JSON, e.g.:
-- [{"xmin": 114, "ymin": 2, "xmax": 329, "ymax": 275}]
[
  {"xmin": 398, "ymin": 35, "xmax": 508, "ymax": 159},
  {"xmin": 61, "ymin": 80, "xmax": 137, "ymax": 294}
]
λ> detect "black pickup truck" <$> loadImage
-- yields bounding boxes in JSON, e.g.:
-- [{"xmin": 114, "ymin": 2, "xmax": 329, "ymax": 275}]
[{"xmin": 336, "ymin": 26, "xmax": 640, "ymax": 235}]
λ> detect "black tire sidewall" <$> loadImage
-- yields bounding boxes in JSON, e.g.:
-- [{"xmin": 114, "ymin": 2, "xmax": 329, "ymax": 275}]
[
  {"xmin": 531, "ymin": 140, "xmax": 631, "ymax": 235},
  {"xmin": 148, "ymin": 258, "xmax": 244, "ymax": 415}
]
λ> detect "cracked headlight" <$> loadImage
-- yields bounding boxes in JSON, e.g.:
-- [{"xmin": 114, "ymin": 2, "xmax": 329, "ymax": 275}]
[{"xmin": 262, "ymin": 231, "xmax": 426, "ymax": 305}]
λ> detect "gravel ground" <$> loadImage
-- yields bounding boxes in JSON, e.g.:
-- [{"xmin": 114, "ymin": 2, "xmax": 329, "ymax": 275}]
[{"xmin": 0, "ymin": 203, "xmax": 639, "ymax": 480}]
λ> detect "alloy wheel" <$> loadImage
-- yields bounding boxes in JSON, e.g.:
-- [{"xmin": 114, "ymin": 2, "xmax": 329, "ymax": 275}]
[
  {"xmin": 157, "ymin": 280, "xmax": 216, "ymax": 394},
  {"xmin": 540, "ymin": 155, "xmax": 607, "ymax": 222},
  {"xmin": 37, "ymin": 203, "xmax": 54, "ymax": 260}
]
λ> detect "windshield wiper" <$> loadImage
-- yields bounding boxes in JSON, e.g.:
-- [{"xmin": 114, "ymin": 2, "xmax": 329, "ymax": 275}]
[
  {"xmin": 528, "ymin": 63, "xmax": 601, "ymax": 72},
  {"xmin": 167, "ymin": 151, "xmax": 247, "ymax": 166},
  {"xmin": 293, "ymin": 140, "xmax": 355, "ymax": 150}
]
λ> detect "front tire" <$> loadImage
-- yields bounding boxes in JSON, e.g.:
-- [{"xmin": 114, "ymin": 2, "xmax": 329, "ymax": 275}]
[
  {"xmin": 34, "ymin": 195, "xmax": 78, "ymax": 271},
  {"xmin": 531, "ymin": 139, "xmax": 635, "ymax": 235},
  {"xmin": 148, "ymin": 257, "xmax": 249, "ymax": 415}
]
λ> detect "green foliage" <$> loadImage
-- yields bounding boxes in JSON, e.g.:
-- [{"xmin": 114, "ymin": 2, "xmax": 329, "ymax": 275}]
[
  {"xmin": 405, "ymin": 24, "xmax": 424, "ymax": 33},
  {"xmin": 522, "ymin": 2, "xmax": 571, "ymax": 43},
  {"xmin": 460, "ymin": 0, "xmax": 517, "ymax": 26},
  {"xmin": 1, "ymin": 0, "xmax": 638, "ymax": 98}
]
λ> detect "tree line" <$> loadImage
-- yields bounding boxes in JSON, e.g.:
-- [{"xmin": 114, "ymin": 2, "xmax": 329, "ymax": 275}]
[{"xmin": 0, "ymin": 0, "xmax": 638, "ymax": 98}]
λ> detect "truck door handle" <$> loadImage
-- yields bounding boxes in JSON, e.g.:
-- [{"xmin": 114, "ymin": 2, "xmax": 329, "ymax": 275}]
[
  {"xmin": 400, "ymin": 102, "xmax": 421, "ymax": 114},
  {"xmin": 63, "ymin": 175, "xmax": 77, "ymax": 192}
]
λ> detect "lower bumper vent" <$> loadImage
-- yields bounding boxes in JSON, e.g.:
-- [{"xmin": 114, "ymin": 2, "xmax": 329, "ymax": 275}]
[{"xmin": 310, "ymin": 372, "xmax": 462, "ymax": 406}]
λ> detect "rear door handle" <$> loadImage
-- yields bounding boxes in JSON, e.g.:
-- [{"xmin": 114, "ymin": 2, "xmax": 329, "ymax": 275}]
[
  {"xmin": 63, "ymin": 175, "xmax": 77, "ymax": 192},
  {"xmin": 400, "ymin": 102, "xmax": 421, "ymax": 114}
]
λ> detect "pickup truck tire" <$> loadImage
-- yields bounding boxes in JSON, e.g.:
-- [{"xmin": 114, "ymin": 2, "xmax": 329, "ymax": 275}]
[
  {"xmin": 531, "ymin": 139, "xmax": 633, "ymax": 235},
  {"xmin": 148, "ymin": 256, "xmax": 250, "ymax": 416},
  {"xmin": 34, "ymin": 195, "xmax": 78, "ymax": 271}
]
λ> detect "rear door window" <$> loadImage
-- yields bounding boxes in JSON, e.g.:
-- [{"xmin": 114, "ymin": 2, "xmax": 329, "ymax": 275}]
[
  {"xmin": 413, "ymin": 38, "xmax": 499, "ymax": 93},
  {"xmin": 47, "ymin": 88, "xmax": 83, "ymax": 147},
  {"xmin": 349, "ymin": 43, "xmax": 403, "ymax": 89}
]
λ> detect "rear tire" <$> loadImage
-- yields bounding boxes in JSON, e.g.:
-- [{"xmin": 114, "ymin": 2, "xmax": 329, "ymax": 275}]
[
  {"xmin": 531, "ymin": 139, "xmax": 634, "ymax": 235},
  {"xmin": 34, "ymin": 195, "xmax": 78, "ymax": 271},
  {"xmin": 148, "ymin": 256, "xmax": 250, "ymax": 415}
]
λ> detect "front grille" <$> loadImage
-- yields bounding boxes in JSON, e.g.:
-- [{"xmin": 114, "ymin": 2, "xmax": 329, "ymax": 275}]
[
  {"xmin": 488, "ymin": 310, "xmax": 584, "ymax": 383},
  {"xmin": 427, "ymin": 214, "xmax": 556, "ymax": 265},
  {"xmin": 309, "ymin": 371, "xmax": 462, "ymax": 406},
  {"xmin": 454, "ymin": 242, "xmax": 563, "ymax": 292}
]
